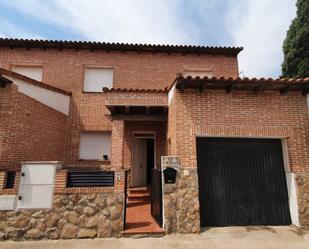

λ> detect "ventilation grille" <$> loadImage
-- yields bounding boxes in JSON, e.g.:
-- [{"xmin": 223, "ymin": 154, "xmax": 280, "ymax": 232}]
[{"xmin": 67, "ymin": 171, "xmax": 114, "ymax": 187}]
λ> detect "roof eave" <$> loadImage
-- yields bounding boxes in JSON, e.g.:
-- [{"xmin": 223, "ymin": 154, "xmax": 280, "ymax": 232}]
[
  {"xmin": 174, "ymin": 75, "xmax": 309, "ymax": 95},
  {"xmin": 0, "ymin": 38, "xmax": 243, "ymax": 56}
]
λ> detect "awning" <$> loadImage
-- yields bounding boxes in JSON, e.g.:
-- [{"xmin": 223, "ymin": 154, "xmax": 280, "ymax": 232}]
[
  {"xmin": 106, "ymin": 104, "xmax": 168, "ymax": 121},
  {"xmin": 174, "ymin": 75, "xmax": 309, "ymax": 95}
]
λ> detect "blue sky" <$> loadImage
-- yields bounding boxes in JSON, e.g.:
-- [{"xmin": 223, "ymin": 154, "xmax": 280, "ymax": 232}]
[{"xmin": 0, "ymin": 0, "xmax": 296, "ymax": 78}]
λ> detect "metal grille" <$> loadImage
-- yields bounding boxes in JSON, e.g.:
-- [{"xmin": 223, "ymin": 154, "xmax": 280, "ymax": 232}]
[
  {"xmin": 151, "ymin": 169, "xmax": 163, "ymax": 227},
  {"xmin": 5, "ymin": 171, "xmax": 16, "ymax": 189},
  {"xmin": 67, "ymin": 171, "xmax": 114, "ymax": 187},
  {"xmin": 197, "ymin": 137, "xmax": 291, "ymax": 227}
]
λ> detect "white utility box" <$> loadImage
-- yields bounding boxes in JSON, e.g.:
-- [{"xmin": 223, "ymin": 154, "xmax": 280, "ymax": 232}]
[
  {"xmin": 16, "ymin": 161, "xmax": 62, "ymax": 210},
  {"xmin": 0, "ymin": 195, "xmax": 16, "ymax": 210}
]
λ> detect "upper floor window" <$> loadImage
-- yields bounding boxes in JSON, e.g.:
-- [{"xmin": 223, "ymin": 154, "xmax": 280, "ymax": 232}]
[
  {"xmin": 79, "ymin": 131, "xmax": 111, "ymax": 160},
  {"xmin": 13, "ymin": 65, "xmax": 43, "ymax": 81},
  {"xmin": 83, "ymin": 67, "xmax": 113, "ymax": 92},
  {"xmin": 183, "ymin": 69, "xmax": 213, "ymax": 78}
]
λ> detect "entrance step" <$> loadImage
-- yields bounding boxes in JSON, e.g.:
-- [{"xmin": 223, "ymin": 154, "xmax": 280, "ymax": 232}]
[
  {"xmin": 128, "ymin": 187, "xmax": 150, "ymax": 201},
  {"xmin": 124, "ymin": 187, "xmax": 164, "ymax": 236}
]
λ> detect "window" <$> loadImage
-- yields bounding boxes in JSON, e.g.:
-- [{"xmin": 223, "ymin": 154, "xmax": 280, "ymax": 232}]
[
  {"xmin": 5, "ymin": 171, "xmax": 16, "ymax": 189},
  {"xmin": 13, "ymin": 66, "xmax": 43, "ymax": 81},
  {"xmin": 83, "ymin": 67, "xmax": 113, "ymax": 92},
  {"xmin": 79, "ymin": 132, "xmax": 111, "ymax": 160},
  {"xmin": 183, "ymin": 69, "xmax": 213, "ymax": 78}
]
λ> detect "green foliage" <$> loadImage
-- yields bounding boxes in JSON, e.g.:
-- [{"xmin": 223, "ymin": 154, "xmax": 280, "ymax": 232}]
[{"xmin": 282, "ymin": 0, "xmax": 309, "ymax": 78}]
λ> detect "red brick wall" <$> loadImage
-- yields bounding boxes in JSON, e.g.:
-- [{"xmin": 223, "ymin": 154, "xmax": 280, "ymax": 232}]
[
  {"xmin": 0, "ymin": 47, "xmax": 238, "ymax": 167},
  {"xmin": 0, "ymin": 48, "xmax": 239, "ymax": 91},
  {"xmin": 171, "ymin": 89, "xmax": 309, "ymax": 173},
  {"xmin": 0, "ymin": 84, "xmax": 67, "ymax": 170}
]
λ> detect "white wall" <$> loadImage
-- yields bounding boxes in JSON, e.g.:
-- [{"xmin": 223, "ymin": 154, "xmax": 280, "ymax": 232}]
[
  {"xmin": 84, "ymin": 67, "xmax": 113, "ymax": 92},
  {"xmin": 7, "ymin": 77, "xmax": 70, "ymax": 115},
  {"xmin": 286, "ymin": 173, "xmax": 300, "ymax": 226},
  {"xmin": 0, "ymin": 196, "xmax": 16, "ymax": 210},
  {"xmin": 79, "ymin": 132, "xmax": 111, "ymax": 160},
  {"xmin": 281, "ymin": 138, "xmax": 300, "ymax": 226},
  {"xmin": 168, "ymin": 83, "xmax": 176, "ymax": 105}
]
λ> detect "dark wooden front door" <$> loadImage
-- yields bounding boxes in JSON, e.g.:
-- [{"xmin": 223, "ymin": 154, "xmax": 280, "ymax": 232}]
[{"xmin": 197, "ymin": 137, "xmax": 291, "ymax": 227}]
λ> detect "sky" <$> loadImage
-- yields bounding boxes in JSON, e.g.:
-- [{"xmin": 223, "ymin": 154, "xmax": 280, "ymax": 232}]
[{"xmin": 0, "ymin": 0, "xmax": 297, "ymax": 78}]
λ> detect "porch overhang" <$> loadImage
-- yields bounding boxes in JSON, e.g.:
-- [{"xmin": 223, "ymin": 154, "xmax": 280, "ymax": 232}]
[
  {"xmin": 106, "ymin": 104, "xmax": 168, "ymax": 121},
  {"xmin": 174, "ymin": 75, "xmax": 309, "ymax": 95}
]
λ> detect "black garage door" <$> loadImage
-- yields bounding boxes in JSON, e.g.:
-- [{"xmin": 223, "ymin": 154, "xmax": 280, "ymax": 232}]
[{"xmin": 197, "ymin": 137, "xmax": 291, "ymax": 227}]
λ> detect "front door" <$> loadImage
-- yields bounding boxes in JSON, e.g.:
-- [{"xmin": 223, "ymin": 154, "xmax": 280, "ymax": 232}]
[{"xmin": 132, "ymin": 138, "xmax": 147, "ymax": 187}]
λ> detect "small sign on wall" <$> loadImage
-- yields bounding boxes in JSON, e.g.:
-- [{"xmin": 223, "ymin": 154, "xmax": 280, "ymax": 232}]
[
  {"xmin": 161, "ymin": 156, "xmax": 180, "ymax": 169},
  {"xmin": 0, "ymin": 195, "xmax": 16, "ymax": 210}
]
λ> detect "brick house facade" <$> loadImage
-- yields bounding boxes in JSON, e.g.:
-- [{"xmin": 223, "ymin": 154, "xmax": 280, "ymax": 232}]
[{"xmin": 0, "ymin": 38, "xmax": 308, "ymax": 240}]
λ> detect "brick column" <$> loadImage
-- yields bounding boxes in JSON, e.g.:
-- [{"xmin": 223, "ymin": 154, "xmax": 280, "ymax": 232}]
[
  {"xmin": 110, "ymin": 120, "xmax": 124, "ymax": 170},
  {"xmin": 54, "ymin": 169, "xmax": 68, "ymax": 194}
]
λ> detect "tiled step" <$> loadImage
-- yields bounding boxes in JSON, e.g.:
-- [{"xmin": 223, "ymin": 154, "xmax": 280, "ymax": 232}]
[
  {"xmin": 128, "ymin": 193, "xmax": 150, "ymax": 198},
  {"xmin": 124, "ymin": 187, "xmax": 164, "ymax": 237},
  {"xmin": 127, "ymin": 197, "xmax": 150, "ymax": 203},
  {"xmin": 122, "ymin": 230, "xmax": 165, "ymax": 237},
  {"xmin": 129, "ymin": 189, "xmax": 149, "ymax": 195},
  {"xmin": 128, "ymin": 188, "xmax": 150, "ymax": 201}
]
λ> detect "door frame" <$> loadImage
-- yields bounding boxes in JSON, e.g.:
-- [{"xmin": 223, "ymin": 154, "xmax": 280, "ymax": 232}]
[{"xmin": 131, "ymin": 131, "xmax": 156, "ymax": 187}]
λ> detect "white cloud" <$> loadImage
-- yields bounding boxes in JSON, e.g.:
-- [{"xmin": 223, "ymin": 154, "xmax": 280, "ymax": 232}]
[
  {"xmin": 1, "ymin": 0, "xmax": 197, "ymax": 44},
  {"xmin": 0, "ymin": 0, "xmax": 297, "ymax": 77},
  {"xmin": 226, "ymin": 0, "xmax": 296, "ymax": 78}
]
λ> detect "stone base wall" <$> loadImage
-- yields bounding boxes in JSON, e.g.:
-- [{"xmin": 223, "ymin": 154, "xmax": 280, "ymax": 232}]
[
  {"xmin": 295, "ymin": 173, "xmax": 309, "ymax": 228},
  {"xmin": 0, "ymin": 192, "xmax": 124, "ymax": 240},
  {"xmin": 164, "ymin": 169, "xmax": 200, "ymax": 233}
]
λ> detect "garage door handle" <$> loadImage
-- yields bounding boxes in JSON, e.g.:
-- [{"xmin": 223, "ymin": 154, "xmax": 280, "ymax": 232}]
[{"xmin": 18, "ymin": 196, "xmax": 23, "ymax": 201}]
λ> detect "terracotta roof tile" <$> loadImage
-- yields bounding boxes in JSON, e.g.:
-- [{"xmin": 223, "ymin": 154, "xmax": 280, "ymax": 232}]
[
  {"xmin": 102, "ymin": 87, "xmax": 167, "ymax": 93},
  {"xmin": 170, "ymin": 74, "xmax": 309, "ymax": 94},
  {"xmin": 0, "ymin": 38, "xmax": 243, "ymax": 55}
]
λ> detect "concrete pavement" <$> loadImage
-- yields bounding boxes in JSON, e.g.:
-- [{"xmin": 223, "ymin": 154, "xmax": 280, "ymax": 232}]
[{"xmin": 1, "ymin": 226, "xmax": 309, "ymax": 249}]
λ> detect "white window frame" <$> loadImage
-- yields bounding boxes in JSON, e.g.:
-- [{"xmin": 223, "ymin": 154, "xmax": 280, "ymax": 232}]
[
  {"xmin": 83, "ymin": 66, "xmax": 114, "ymax": 92},
  {"xmin": 79, "ymin": 131, "xmax": 112, "ymax": 160},
  {"xmin": 12, "ymin": 64, "xmax": 44, "ymax": 82}
]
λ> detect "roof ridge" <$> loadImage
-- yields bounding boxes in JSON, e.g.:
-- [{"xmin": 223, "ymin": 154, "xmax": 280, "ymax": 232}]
[
  {"xmin": 0, "ymin": 67, "xmax": 71, "ymax": 96},
  {"xmin": 176, "ymin": 73, "xmax": 309, "ymax": 82},
  {"xmin": 0, "ymin": 38, "xmax": 243, "ymax": 55}
]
